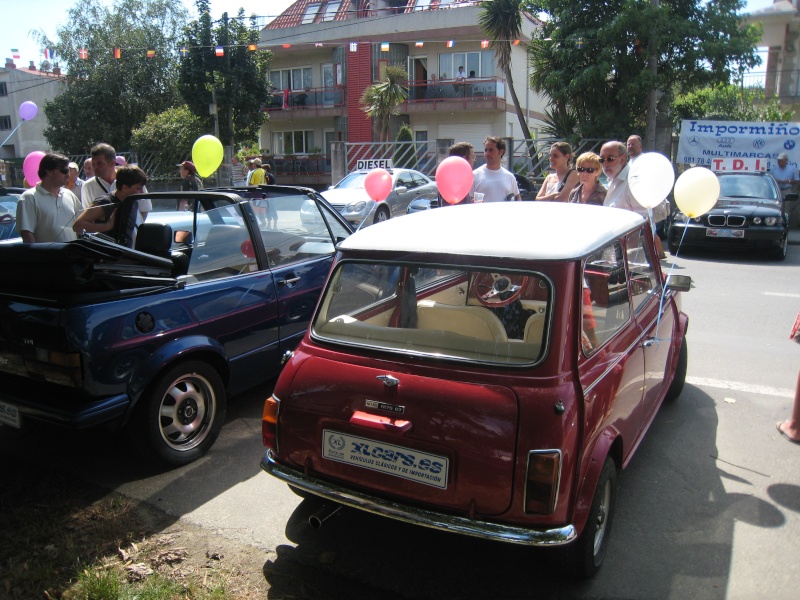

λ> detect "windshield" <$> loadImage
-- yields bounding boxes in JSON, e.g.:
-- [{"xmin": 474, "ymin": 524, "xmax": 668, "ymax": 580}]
[
  {"xmin": 718, "ymin": 175, "xmax": 780, "ymax": 203},
  {"xmin": 313, "ymin": 261, "xmax": 551, "ymax": 366},
  {"xmin": 334, "ymin": 173, "xmax": 369, "ymax": 189}
]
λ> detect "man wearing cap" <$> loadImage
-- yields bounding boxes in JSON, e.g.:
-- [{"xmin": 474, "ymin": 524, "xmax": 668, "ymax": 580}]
[
  {"xmin": 178, "ymin": 161, "xmax": 203, "ymax": 191},
  {"xmin": 65, "ymin": 162, "xmax": 85, "ymax": 201},
  {"xmin": 770, "ymin": 152, "xmax": 799, "ymax": 227},
  {"xmin": 248, "ymin": 158, "xmax": 266, "ymax": 185}
]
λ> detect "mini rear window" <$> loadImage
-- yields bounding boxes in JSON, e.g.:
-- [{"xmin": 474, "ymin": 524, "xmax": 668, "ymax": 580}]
[{"xmin": 313, "ymin": 261, "xmax": 551, "ymax": 366}]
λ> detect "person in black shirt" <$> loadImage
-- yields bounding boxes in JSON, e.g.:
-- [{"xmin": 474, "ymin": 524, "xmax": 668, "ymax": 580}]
[{"xmin": 72, "ymin": 165, "xmax": 148, "ymax": 247}]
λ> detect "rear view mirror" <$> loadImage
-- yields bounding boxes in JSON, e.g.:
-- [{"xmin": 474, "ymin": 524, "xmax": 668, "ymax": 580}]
[{"xmin": 665, "ymin": 274, "xmax": 692, "ymax": 293}]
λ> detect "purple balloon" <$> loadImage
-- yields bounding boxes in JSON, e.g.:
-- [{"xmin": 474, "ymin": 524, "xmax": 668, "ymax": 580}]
[{"xmin": 19, "ymin": 101, "xmax": 38, "ymax": 121}]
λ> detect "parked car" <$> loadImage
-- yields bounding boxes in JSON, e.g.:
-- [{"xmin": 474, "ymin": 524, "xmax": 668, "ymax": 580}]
[
  {"xmin": 0, "ymin": 188, "xmax": 353, "ymax": 466},
  {"xmin": 667, "ymin": 171, "xmax": 789, "ymax": 260},
  {"xmin": 322, "ymin": 168, "xmax": 439, "ymax": 225},
  {"xmin": 260, "ymin": 202, "xmax": 690, "ymax": 577},
  {"xmin": 0, "ymin": 187, "xmax": 23, "ymax": 241},
  {"xmin": 407, "ymin": 173, "xmax": 538, "ymax": 213}
]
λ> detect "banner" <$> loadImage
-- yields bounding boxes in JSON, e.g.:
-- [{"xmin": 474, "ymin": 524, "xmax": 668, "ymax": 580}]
[{"xmin": 677, "ymin": 119, "xmax": 800, "ymax": 172}]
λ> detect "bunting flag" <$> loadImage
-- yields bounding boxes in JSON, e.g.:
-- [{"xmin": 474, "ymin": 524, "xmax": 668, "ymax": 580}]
[
  {"xmin": 314, "ymin": 43, "xmax": 323, "ymax": 48},
  {"xmin": 11, "ymin": 48, "xmax": 20, "ymax": 59},
  {"xmin": 446, "ymin": 40, "xmax": 455, "ymax": 48},
  {"xmin": 512, "ymin": 39, "xmax": 520, "ymax": 46},
  {"xmin": 146, "ymin": 48, "xmax": 156, "ymax": 58},
  {"xmin": 415, "ymin": 42, "xmax": 424, "ymax": 48},
  {"xmin": 481, "ymin": 40, "xmax": 490, "ymax": 49},
  {"xmin": 43, "ymin": 48, "xmax": 54, "ymax": 60},
  {"xmin": 380, "ymin": 42, "xmax": 389, "ymax": 52},
  {"xmin": 281, "ymin": 43, "xmax": 291, "ymax": 49},
  {"xmin": 349, "ymin": 42, "xmax": 357, "ymax": 52},
  {"xmin": 248, "ymin": 43, "xmax": 258, "ymax": 51},
  {"xmin": 78, "ymin": 48, "xmax": 89, "ymax": 59},
  {"xmin": 215, "ymin": 46, "xmax": 224, "ymax": 56},
  {"xmin": 179, "ymin": 45, "xmax": 189, "ymax": 58},
  {"xmin": 113, "ymin": 47, "xmax": 121, "ymax": 59},
  {"xmin": 575, "ymin": 38, "xmax": 584, "ymax": 50}
]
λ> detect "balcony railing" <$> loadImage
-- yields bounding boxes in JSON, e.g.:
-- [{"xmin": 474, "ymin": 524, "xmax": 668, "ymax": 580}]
[
  {"xmin": 739, "ymin": 70, "xmax": 800, "ymax": 99},
  {"xmin": 403, "ymin": 76, "xmax": 505, "ymax": 107},
  {"xmin": 264, "ymin": 85, "xmax": 345, "ymax": 112}
]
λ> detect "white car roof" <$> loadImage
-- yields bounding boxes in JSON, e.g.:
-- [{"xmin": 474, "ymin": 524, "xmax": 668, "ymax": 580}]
[{"xmin": 339, "ymin": 202, "xmax": 646, "ymax": 261}]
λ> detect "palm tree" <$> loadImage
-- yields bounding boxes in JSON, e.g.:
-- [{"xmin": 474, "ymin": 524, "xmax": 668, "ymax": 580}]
[
  {"xmin": 360, "ymin": 65, "xmax": 409, "ymax": 142},
  {"xmin": 478, "ymin": 0, "xmax": 533, "ymax": 145}
]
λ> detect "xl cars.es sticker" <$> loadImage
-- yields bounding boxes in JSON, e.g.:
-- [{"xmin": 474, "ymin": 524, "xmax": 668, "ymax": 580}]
[{"xmin": 322, "ymin": 430, "xmax": 449, "ymax": 489}]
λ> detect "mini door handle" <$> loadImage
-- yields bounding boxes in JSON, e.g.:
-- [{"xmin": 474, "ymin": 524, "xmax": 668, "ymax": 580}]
[
  {"xmin": 642, "ymin": 338, "xmax": 656, "ymax": 348},
  {"xmin": 279, "ymin": 275, "xmax": 301, "ymax": 286}
]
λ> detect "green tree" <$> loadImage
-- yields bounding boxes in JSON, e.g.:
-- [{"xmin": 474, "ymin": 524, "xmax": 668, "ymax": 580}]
[
  {"xmin": 130, "ymin": 105, "xmax": 206, "ymax": 167},
  {"xmin": 478, "ymin": 0, "xmax": 533, "ymax": 143},
  {"xmin": 394, "ymin": 124, "xmax": 415, "ymax": 168},
  {"xmin": 178, "ymin": 1, "xmax": 271, "ymax": 148},
  {"xmin": 527, "ymin": 0, "xmax": 762, "ymax": 138},
  {"xmin": 360, "ymin": 65, "xmax": 409, "ymax": 142},
  {"xmin": 672, "ymin": 84, "xmax": 794, "ymax": 123},
  {"xmin": 34, "ymin": 0, "xmax": 188, "ymax": 153}
]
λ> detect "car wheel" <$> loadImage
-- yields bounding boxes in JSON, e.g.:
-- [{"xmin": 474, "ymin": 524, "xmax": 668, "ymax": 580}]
[
  {"xmin": 132, "ymin": 360, "xmax": 226, "ymax": 466},
  {"xmin": 667, "ymin": 231, "xmax": 681, "ymax": 255},
  {"xmin": 665, "ymin": 335, "xmax": 688, "ymax": 401},
  {"xmin": 561, "ymin": 457, "xmax": 617, "ymax": 578},
  {"xmin": 373, "ymin": 206, "xmax": 390, "ymax": 224},
  {"xmin": 770, "ymin": 234, "xmax": 788, "ymax": 261}
]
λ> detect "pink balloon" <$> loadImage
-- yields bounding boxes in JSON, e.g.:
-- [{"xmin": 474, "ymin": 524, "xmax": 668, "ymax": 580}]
[
  {"xmin": 436, "ymin": 156, "xmax": 474, "ymax": 204},
  {"xmin": 23, "ymin": 151, "xmax": 46, "ymax": 186},
  {"xmin": 18, "ymin": 101, "xmax": 38, "ymax": 121},
  {"xmin": 115, "ymin": 155, "xmax": 126, "ymax": 166},
  {"xmin": 363, "ymin": 168, "xmax": 392, "ymax": 201}
]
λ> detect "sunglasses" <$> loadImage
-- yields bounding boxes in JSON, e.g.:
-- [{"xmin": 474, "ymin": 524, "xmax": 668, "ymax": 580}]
[
  {"xmin": 576, "ymin": 167, "xmax": 597, "ymax": 173},
  {"xmin": 56, "ymin": 167, "xmax": 70, "ymax": 174},
  {"xmin": 598, "ymin": 156, "xmax": 619, "ymax": 164}
]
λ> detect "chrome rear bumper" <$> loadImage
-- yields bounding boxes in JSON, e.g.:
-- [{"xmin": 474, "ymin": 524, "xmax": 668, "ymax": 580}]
[{"xmin": 261, "ymin": 450, "xmax": 576, "ymax": 547}]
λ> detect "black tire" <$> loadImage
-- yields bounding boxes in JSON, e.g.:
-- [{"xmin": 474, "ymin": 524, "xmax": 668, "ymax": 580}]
[
  {"xmin": 770, "ymin": 234, "xmax": 788, "ymax": 261},
  {"xmin": 373, "ymin": 206, "xmax": 390, "ymax": 224},
  {"xmin": 667, "ymin": 232, "xmax": 681, "ymax": 255},
  {"xmin": 665, "ymin": 335, "xmax": 688, "ymax": 401},
  {"xmin": 132, "ymin": 360, "xmax": 226, "ymax": 466},
  {"xmin": 561, "ymin": 457, "xmax": 617, "ymax": 579}
]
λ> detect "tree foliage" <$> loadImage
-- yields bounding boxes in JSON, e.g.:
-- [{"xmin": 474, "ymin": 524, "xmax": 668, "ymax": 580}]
[
  {"xmin": 394, "ymin": 124, "xmax": 415, "ymax": 168},
  {"xmin": 130, "ymin": 105, "xmax": 206, "ymax": 167},
  {"xmin": 672, "ymin": 84, "xmax": 794, "ymax": 123},
  {"xmin": 360, "ymin": 65, "xmax": 409, "ymax": 142},
  {"xmin": 527, "ymin": 0, "xmax": 763, "ymax": 138},
  {"xmin": 34, "ymin": 0, "xmax": 188, "ymax": 154},
  {"xmin": 478, "ymin": 0, "xmax": 533, "ymax": 142},
  {"xmin": 178, "ymin": 1, "xmax": 271, "ymax": 148}
]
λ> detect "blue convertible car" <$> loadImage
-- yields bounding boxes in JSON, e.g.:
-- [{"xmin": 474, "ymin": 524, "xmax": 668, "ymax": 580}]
[{"xmin": 0, "ymin": 187, "xmax": 352, "ymax": 465}]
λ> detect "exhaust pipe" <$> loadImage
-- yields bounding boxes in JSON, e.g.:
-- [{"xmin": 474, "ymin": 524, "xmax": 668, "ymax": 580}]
[{"xmin": 308, "ymin": 503, "xmax": 343, "ymax": 529}]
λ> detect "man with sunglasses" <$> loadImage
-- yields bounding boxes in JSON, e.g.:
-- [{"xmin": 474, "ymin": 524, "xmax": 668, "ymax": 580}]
[
  {"xmin": 16, "ymin": 153, "xmax": 84, "ymax": 243},
  {"xmin": 600, "ymin": 141, "xmax": 647, "ymax": 216}
]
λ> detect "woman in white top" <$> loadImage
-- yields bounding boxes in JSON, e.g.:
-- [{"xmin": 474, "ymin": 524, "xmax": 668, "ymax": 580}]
[{"xmin": 536, "ymin": 141, "xmax": 579, "ymax": 202}]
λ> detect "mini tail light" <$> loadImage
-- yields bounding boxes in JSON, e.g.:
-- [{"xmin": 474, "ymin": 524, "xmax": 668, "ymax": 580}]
[
  {"xmin": 262, "ymin": 395, "xmax": 280, "ymax": 451},
  {"xmin": 524, "ymin": 450, "xmax": 561, "ymax": 515}
]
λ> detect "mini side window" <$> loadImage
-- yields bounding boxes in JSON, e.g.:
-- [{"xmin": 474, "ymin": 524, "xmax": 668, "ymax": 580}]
[
  {"xmin": 625, "ymin": 228, "xmax": 660, "ymax": 313},
  {"xmin": 582, "ymin": 241, "xmax": 630, "ymax": 354}
]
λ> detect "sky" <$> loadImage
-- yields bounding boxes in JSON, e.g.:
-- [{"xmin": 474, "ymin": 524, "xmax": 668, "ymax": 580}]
[
  {"xmin": 0, "ymin": 0, "xmax": 295, "ymax": 67},
  {"xmin": 0, "ymin": 0, "xmax": 779, "ymax": 70}
]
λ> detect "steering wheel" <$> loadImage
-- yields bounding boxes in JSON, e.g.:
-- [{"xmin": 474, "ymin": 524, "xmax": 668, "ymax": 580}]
[{"xmin": 473, "ymin": 272, "xmax": 528, "ymax": 307}]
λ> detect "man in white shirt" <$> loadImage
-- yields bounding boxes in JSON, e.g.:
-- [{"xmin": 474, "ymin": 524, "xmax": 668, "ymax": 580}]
[
  {"xmin": 626, "ymin": 135, "xmax": 643, "ymax": 163},
  {"xmin": 16, "ymin": 153, "xmax": 84, "ymax": 243},
  {"xmin": 82, "ymin": 143, "xmax": 118, "ymax": 205},
  {"xmin": 601, "ymin": 141, "xmax": 647, "ymax": 217},
  {"xmin": 473, "ymin": 136, "xmax": 521, "ymax": 202},
  {"xmin": 771, "ymin": 152, "xmax": 800, "ymax": 227}
]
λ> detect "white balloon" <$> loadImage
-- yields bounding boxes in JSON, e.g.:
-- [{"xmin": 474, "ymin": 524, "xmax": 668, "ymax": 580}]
[
  {"xmin": 628, "ymin": 152, "xmax": 676, "ymax": 209},
  {"xmin": 674, "ymin": 167, "xmax": 720, "ymax": 218}
]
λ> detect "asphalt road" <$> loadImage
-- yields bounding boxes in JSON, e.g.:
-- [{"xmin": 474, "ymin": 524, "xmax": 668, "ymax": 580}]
[{"xmin": 3, "ymin": 241, "xmax": 800, "ymax": 599}]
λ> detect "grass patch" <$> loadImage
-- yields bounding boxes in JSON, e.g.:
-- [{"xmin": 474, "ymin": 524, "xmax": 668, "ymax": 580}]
[{"xmin": 0, "ymin": 459, "xmax": 268, "ymax": 599}]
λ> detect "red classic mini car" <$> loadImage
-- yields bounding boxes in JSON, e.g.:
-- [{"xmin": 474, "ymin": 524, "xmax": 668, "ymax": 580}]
[{"xmin": 261, "ymin": 202, "xmax": 690, "ymax": 577}]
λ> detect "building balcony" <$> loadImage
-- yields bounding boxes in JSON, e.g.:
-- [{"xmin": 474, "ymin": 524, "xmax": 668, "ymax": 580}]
[
  {"xmin": 267, "ymin": 154, "xmax": 331, "ymax": 188},
  {"xmin": 400, "ymin": 77, "xmax": 507, "ymax": 113},
  {"xmin": 264, "ymin": 85, "xmax": 345, "ymax": 120},
  {"xmin": 741, "ymin": 70, "xmax": 800, "ymax": 100}
]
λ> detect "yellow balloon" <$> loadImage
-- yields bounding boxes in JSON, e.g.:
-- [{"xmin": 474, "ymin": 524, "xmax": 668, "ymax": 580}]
[
  {"xmin": 192, "ymin": 135, "xmax": 224, "ymax": 177},
  {"xmin": 674, "ymin": 167, "xmax": 720, "ymax": 218}
]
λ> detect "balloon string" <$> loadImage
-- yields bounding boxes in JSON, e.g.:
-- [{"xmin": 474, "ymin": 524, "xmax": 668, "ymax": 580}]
[
  {"xmin": 0, "ymin": 122, "xmax": 23, "ymax": 149},
  {"xmin": 652, "ymin": 222, "xmax": 688, "ymax": 345}
]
